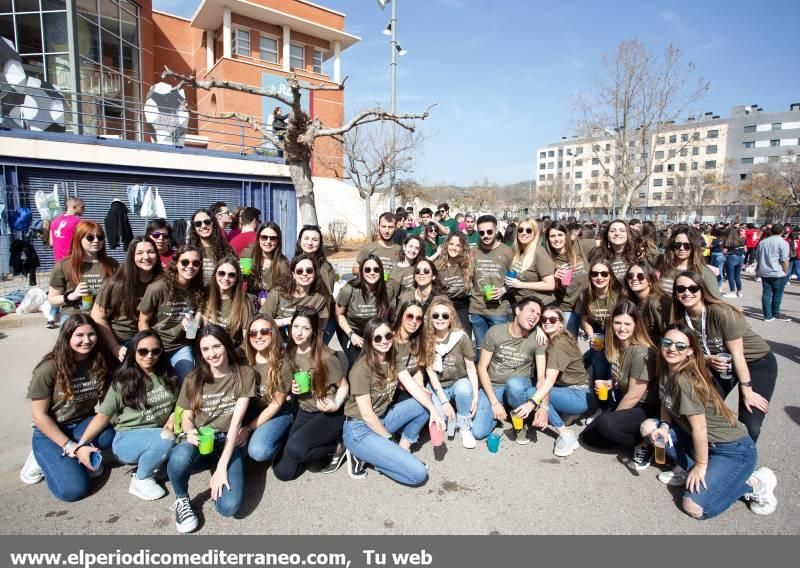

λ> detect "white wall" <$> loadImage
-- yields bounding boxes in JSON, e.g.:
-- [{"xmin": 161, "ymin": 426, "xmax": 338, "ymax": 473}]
[{"xmin": 310, "ymin": 177, "xmax": 391, "ymax": 240}]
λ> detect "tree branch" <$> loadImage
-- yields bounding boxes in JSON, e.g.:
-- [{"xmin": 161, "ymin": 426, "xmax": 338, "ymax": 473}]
[
  {"xmin": 192, "ymin": 109, "xmax": 282, "ymax": 148},
  {"xmin": 316, "ymin": 105, "xmax": 434, "ymax": 138},
  {"xmin": 162, "ymin": 66, "xmax": 294, "ymax": 106}
]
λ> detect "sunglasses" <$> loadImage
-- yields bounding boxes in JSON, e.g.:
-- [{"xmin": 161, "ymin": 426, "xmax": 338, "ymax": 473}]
[
  {"xmin": 431, "ymin": 312, "xmax": 450, "ymax": 320},
  {"xmin": 590, "ymin": 270, "xmax": 610, "ymax": 278},
  {"xmin": 260, "ymin": 234, "xmax": 279, "ymax": 242},
  {"xmin": 542, "ymin": 316, "xmax": 561, "ymax": 324},
  {"xmin": 660, "ymin": 338, "xmax": 689, "ymax": 352},
  {"xmin": 427, "ymin": 228, "xmax": 437, "ymax": 232},
  {"xmin": 626, "ymin": 273, "xmax": 646, "ymax": 282},
  {"xmin": 179, "ymin": 259, "xmax": 202, "ymax": 268},
  {"xmin": 372, "ymin": 331, "xmax": 394, "ymax": 343},
  {"xmin": 414, "ymin": 267, "xmax": 431, "ymax": 275},
  {"xmin": 478, "ymin": 230, "xmax": 494, "ymax": 236},
  {"xmin": 294, "ymin": 267, "xmax": 315, "ymax": 276},
  {"xmin": 216, "ymin": 210, "xmax": 230, "ymax": 216},
  {"xmin": 404, "ymin": 313, "xmax": 424, "ymax": 323},
  {"xmin": 216, "ymin": 270, "xmax": 237, "ymax": 279},
  {"xmin": 84, "ymin": 234, "xmax": 105, "ymax": 242},
  {"xmin": 518, "ymin": 227, "xmax": 534, "ymax": 235},
  {"xmin": 193, "ymin": 219, "xmax": 213, "ymax": 228},
  {"xmin": 671, "ymin": 242, "xmax": 692, "ymax": 250},
  {"xmin": 136, "ymin": 347, "xmax": 163, "ymax": 357},
  {"xmin": 248, "ymin": 328, "xmax": 274, "ymax": 338},
  {"xmin": 362, "ymin": 266, "xmax": 381, "ymax": 275},
  {"xmin": 149, "ymin": 231, "xmax": 168, "ymax": 239},
  {"xmin": 674, "ymin": 285, "xmax": 701, "ymax": 294}
]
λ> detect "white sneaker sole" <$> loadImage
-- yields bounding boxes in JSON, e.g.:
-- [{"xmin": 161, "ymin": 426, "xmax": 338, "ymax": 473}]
[
  {"xmin": 176, "ymin": 518, "xmax": 198, "ymax": 534},
  {"xmin": 553, "ymin": 439, "xmax": 579, "ymax": 457},
  {"xmin": 749, "ymin": 467, "xmax": 778, "ymax": 516},
  {"xmin": 129, "ymin": 481, "xmax": 166, "ymax": 501}
]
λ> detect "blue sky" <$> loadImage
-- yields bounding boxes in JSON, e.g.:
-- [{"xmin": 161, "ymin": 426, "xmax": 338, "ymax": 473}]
[{"xmin": 154, "ymin": 0, "xmax": 800, "ymax": 186}]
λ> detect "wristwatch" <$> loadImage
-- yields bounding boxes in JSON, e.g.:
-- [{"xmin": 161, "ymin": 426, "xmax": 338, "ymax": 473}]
[{"xmin": 739, "ymin": 380, "xmax": 752, "ymax": 388}]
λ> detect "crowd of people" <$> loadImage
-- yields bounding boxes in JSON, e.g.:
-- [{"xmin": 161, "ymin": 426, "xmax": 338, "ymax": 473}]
[{"xmin": 21, "ymin": 198, "xmax": 791, "ymax": 532}]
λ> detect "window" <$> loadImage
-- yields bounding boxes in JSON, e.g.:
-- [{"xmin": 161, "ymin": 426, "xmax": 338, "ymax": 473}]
[
  {"xmin": 706, "ymin": 145, "xmax": 717, "ymax": 154},
  {"xmin": 558, "ymin": 149, "xmax": 563, "ymax": 156},
  {"xmin": 681, "ymin": 133, "xmax": 689, "ymax": 142},
  {"xmin": 290, "ymin": 43, "xmax": 304, "ymax": 69},
  {"xmin": 575, "ymin": 171, "xmax": 582, "ymax": 179},
  {"xmin": 692, "ymin": 132, "xmax": 700, "ymax": 141},
  {"xmin": 539, "ymin": 175, "xmax": 545, "ymax": 182},
  {"xmin": 705, "ymin": 160, "xmax": 716, "ymax": 169},
  {"xmin": 590, "ymin": 195, "xmax": 597, "ymax": 203},
  {"xmin": 743, "ymin": 141, "xmax": 755, "ymax": 148},
  {"xmin": 593, "ymin": 144, "xmax": 600, "ymax": 152},
  {"xmin": 669, "ymin": 135, "xmax": 677, "ymax": 143},
  {"xmin": 605, "ymin": 143, "xmax": 611, "ymax": 151},
  {"xmin": 653, "ymin": 178, "xmax": 663, "ymax": 187},
  {"xmin": 574, "ymin": 183, "xmax": 582, "ymax": 191},
  {"xmin": 639, "ymin": 191, "xmax": 647, "ymax": 199},
  {"xmin": 680, "ymin": 148, "xmax": 688, "ymax": 157},
  {"xmin": 591, "ymin": 170, "xmax": 599, "ymax": 177},
  {"xmin": 668, "ymin": 149, "xmax": 676, "ymax": 158},
  {"xmin": 667, "ymin": 177, "xmax": 674, "ymax": 186},
  {"xmin": 768, "ymin": 156, "xmax": 780, "ymax": 163},
  {"xmin": 679, "ymin": 162, "xmax": 687, "ymax": 172},
  {"xmin": 234, "ymin": 29, "xmax": 250, "ymax": 57},
  {"xmin": 667, "ymin": 164, "xmax": 675, "ymax": 172},
  {"xmin": 548, "ymin": 150, "xmax": 555, "ymax": 157},
  {"xmin": 575, "ymin": 147, "xmax": 583, "ymax": 155},
  {"xmin": 652, "ymin": 193, "xmax": 662, "ymax": 201},
  {"xmin": 575, "ymin": 159, "xmax": 583, "ymax": 166},
  {"xmin": 654, "ymin": 165, "xmax": 664, "ymax": 173},
  {"xmin": 656, "ymin": 136, "xmax": 665, "ymax": 145},
  {"xmin": 592, "ymin": 158, "xmax": 600, "ymax": 165},
  {"xmin": 666, "ymin": 192, "xmax": 674, "ymax": 200},
  {"xmin": 590, "ymin": 182, "xmax": 599, "ymax": 190},
  {"xmin": 740, "ymin": 173, "xmax": 750, "ymax": 181},
  {"xmin": 547, "ymin": 174, "xmax": 554, "ymax": 180},
  {"xmin": 655, "ymin": 150, "xmax": 665, "ymax": 159},
  {"xmin": 772, "ymin": 122, "xmax": 782, "ymax": 130},
  {"xmin": 547, "ymin": 162, "xmax": 554, "ymax": 169},
  {"xmin": 744, "ymin": 125, "xmax": 756, "ymax": 133},
  {"xmin": 557, "ymin": 161, "xmax": 563, "ymax": 168},
  {"xmin": 707, "ymin": 129, "xmax": 719, "ymax": 138},
  {"xmin": 740, "ymin": 157, "xmax": 754, "ymax": 165},
  {"xmin": 692, "ymin": 147, "xmax": 699, "ymax": 156},
  {"xmin": 539, "ymin": 151, "xmax": 546, "ymax": 159},
  {"xmin": 603, "ymin": 181, "xmax": 609, "ymax": 190},
  {"xmin": 539, "ymin": 163, "xmax": 546, "ymax": 170},
  {"xmin": 691, "ymin": 162, "xmax": 698, "ymax": 171},
  {"xmin": 605, "ymin": 157, "xmax": 610, "ymax": 163},
  {"xmin": 770, "ymin": 139, "xmax": 780, "ymax": 147},
  {"xmin": 565, "ymin": 160, "xmax": 571, "ymax": 167},
  {"xmin": 259, "ymin": 35, "xmax": 278, "ymax": 63}
]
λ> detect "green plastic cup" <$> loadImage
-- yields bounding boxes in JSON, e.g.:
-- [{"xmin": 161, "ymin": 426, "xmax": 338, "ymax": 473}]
[
  {"xmin": 239, "ymin": 257, "xmax": 253, "ymax": 276},
  {"xmin": 483, "ymin": 284, "xmax": 495, "ymax": 300},
  {"xmin": 198, "ymin": 426, "xmax": 215, "ymax": 455},
  {"xmin": 293, "ymin": 370, "xmax": 311, "ymax": 394}
]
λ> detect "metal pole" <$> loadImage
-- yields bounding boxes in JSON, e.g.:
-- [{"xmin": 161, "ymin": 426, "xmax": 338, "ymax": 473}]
[
  {"xmin": 612, "ymin": 185, "xmax": 617, "ymax": 219},
  {"xmin": 389, "ymin": 0, "xmax": 397, "ymax": 212}
]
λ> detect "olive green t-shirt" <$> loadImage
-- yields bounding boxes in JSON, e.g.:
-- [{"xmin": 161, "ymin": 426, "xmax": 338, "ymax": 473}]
[
  {"xmin": 356, "ymin": 241, "xmax": 402, "ymax": 274},
  {"xmin": 344, "ymin": 359, "xmax": 397, "ymax": 420},
  {"xmin": 511, "ymin": 248, "xmax": 556, "ymax": 306},
  {"xmin": 395, "ymin": 340, "xmax": 422, "ymax": 376},
  {"xmin": 27, "ymin": 359, "xmax": 102, "ymax": 424},
  {"xmin": 437, "ymin": 332, "xmax": 474, "ymax": 387},
  {"xmin": 336, "ymin": 283, "xmax": 394, "ymax": 335},
  {"xmin": 388, "ymin": 264, "xmax": 415, "ymax": 293},
  {"xmin": 200, "ymin": 244, "xmax": 217, "ymax": 285},
  {"xmin": 397, "ymin": 287, "xmax": 435, "ymax": 314},
  {"xmin": 437, "ymin": 262, "xmax": 470, "ymax": 300},
  {"xmin": 138, "ymin": 279, "xmax": 194, "ymax": 352},
  {"xmin": 261, "ymin": 289, "xmax": 330, "ymax": 321},
  {"xmin": 470, "ymin": 243, "xmax": 514, "ymax": 316},
  {"xmin": 610, "ymin": 344, "xmax": 657, "ymax": 405},
  {"xmin": 281, "ymin": 350, "xmax": 343, "ymax": 413},
  {"xmin": 659, "ymin": 264, "xmax": 722, "ymax": 300},
  {"xmin": 482, "ymin": 323, "xmax": 546, "ymax": 386},
  {"xmin": 177, "ymin": 366, "xmax": 257, "ymax": 432},
  {"xmin": 97, "ymin": 373, "xmax": 177, "ymax": 431},
  {"xmin": 638, "ymin": 296, "xmax": 671, "ymax": 345},
  {"xmin": 687, "ymin": 304, "xmax": 771, "ymax": 363},
  {"xmin": 317, "ymin": 261, "xmax": 337, "ymax": 296},
  {"xmin": 659, "ymin": 370, "xmax": 748, "ymax": 444},
  {"xmin": 608, "ymin": 251, "xmax": 633, "ymax": 284},
  {"xmin": 252, "ymin": 361, "xmax": 291, "ymax": 411},
  {"xmin": 552, "ymin": 239, "xmax": 594, "ymax": 312},
  {"xmin": 546, "ymin": 339, "xmax": 590, "ymax": 387},
  {"xmin": 582, "ymin": 292, "xmax": 617, "ymax": 332},
  {"xmin": 95, "ymin": 278, "xmax": 150, "ymax": 343},
  {"xmin": 250, "ymin": 258, "xmax": 291, "ymax": 294},
  {"xmin": 49, "ymin": 259, "xmax": 116, "ymax": 317}
]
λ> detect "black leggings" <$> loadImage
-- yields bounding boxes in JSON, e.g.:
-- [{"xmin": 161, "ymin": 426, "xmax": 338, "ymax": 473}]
[
  {"xmin": 272, "ymin": 408, "xmax": 345, "ymax": 481},
  {"xmin": 336, "ymin": 327, "xmax": 362, "ymax": 368},
  {"xmin": 580, "ymin": 403, "xmax": 660, "ymax": 449},
  {"xmin": 452, "ymin": 297, "xmax": 472, "ymax": 337},
  {"xmin": 715, "ymin": 351, "xmax": 777, "ymax": 443}
]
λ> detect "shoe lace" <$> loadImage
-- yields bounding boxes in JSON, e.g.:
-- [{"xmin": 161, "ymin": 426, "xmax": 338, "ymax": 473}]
[
  {"xmin": 632, "ymin": 445, "xmax": 649, "ymax": 463},
  {"xmin": 172, "ymin": 498, "xmax": 193, "ymax": 520}
]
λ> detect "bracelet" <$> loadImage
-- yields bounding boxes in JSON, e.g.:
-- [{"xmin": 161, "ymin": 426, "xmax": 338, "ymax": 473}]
[
  {"xmin": 441, "ymin": 399, "xmax": 451, "ymax": 405},
  {"xmin": 61, "ymin": 440, "xmax": 76, "ymax": 456},
  {"xmin": 348, "ymin": 330, "xmax": 354, "ymax": 339},
  {"xmin": 739, "ymin": 380, "xmax": 752, "ymax": 388}
]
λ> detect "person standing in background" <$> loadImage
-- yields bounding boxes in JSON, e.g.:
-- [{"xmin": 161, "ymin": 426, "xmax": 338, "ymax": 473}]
[
  {"xmin": 47, "ymin": 198, "xmax": 84, "ymax": 328},
  {"xmin": 229, "ymin": 208, "xmax": 261, "ymax": 257},
  {"xmin": 756, "ymin": 224, "xmax": 791, "ymax": 322}
]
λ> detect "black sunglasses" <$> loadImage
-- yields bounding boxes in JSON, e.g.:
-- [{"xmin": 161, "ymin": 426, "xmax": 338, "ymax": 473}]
[
  {"xmin": 404, "ymin": 313, "xmax": 424, "ymax": 323},
  {"xmin": 660, "ymin": 338, "xmax": 689, "ymax": 352},
  {"xmin": 674, "ymin": 285, "xmax": 701, "ymax": 294},
  {"xmin": 518, "ymin": 227, "xmax": 534, "ymax": 235},
  {"xmin": 248, "ymin": 328, "xmax": 273, "ymax": 338},
  {"xmin": 414, "ymin": 267, "xmax": 431, "ymax": 275},
  {"xmin": 193, "ymin": 219, "xmax": 213, "ymax": 228},
  {"xmin": 363, "ymin": 266, "xmax": 381, "ymax": 274},
  {"xmin": 136, "ymin": 347, "xmax": 163, "ymax": 357},
  {"xmin": 671, "ymin": 242, "xmax": 692, "ymax": 250},
  {"xmin": 180, "ymin": 259, "xmax": 202, "ymax": 268},
  {"xmin": 431, "ymin": 312, "xmax": 450, "ymax": 320},
  {"xmin": 149, "ymin": 231, "xmax": 168, "ymax": 239},
  {"xmin": 216, "ymin": 270, "xmax": 237, "ymax": 279},
  {"xmin": 542, "ymin": 316, "xmax": 561, "ymax": 324},
  {"xmin": 260, "ymin": 234, "xmax": 279, "ymax": 242},
  {"xmin": 84, "ymin": 234, "xmax": 105, "ymax": 242},
  {"xmin": 372, "ymin": 332, "xmax": 394, "ymax": 343},
  {"xmin": 478, "ymin": 229, "xmax": 494, "ymax": 236},
  {"xmin": 626, "ymin": 272, "xmax": 646, "ymax": 282},
  {"xmin": 295, "ymin": 267, "xmax": 315, "ymax": 275},
  {"xmin": 590, "ymin": 270, "xmax": 610, "ymax": 278}
]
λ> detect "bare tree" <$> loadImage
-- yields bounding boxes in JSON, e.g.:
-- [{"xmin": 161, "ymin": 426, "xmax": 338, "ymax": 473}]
[
  {"xmin": 742, "ymin": 152, "xmax": 800, "ymax": 221},
  {"xmin": 673, "ymin": 172, "xmax": 725, "ymax": 220},
  {"xmin": 161, "ymin": 68, "xmax": 431, "ymax": 226},
  {"xmin": 573, "ymin": 38, "xmax": 709, "ymax": 217}
]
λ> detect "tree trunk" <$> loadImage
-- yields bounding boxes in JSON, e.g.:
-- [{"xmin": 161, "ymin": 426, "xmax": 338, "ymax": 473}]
[
  {"xmin": 364, "ymin": 193, "xmax": 372, "ymax": 241},
  {"xmin": 288, "ymin": 162, "xmax": 318, "ymax": 226}
]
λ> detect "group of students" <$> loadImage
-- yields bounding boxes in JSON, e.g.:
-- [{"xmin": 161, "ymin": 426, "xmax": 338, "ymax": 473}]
[{"xmin": 21, "ymin": 208, "xmax": 779, "ymax": 534}]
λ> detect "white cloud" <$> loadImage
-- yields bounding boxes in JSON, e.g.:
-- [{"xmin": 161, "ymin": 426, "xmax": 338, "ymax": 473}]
[{"xmin": 658, "ymin": 10, "xmax": 680, "ymax": 25}]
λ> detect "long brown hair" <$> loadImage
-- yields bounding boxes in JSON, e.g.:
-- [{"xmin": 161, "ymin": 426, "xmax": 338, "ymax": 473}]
[
  {"xmin": 189, "ymin": 208, "xmax": 234, "ymax": 263},
  {"xmin": 592, "ymin": 219, "xmax": 640, "ymax": 266},
  {"xmin": 357, "ymin": 316, "xmax": 397, "ymax": 388},
  {"xmin": 252, "ymin": 222, "xmax": 291, "ymax": 291},
  {"xmin": 669, "ymin": 270, "xmax": 744, "ymax": 324},
  {"xmin": 392, "ymin": 300, "xmax": 433, "ymax": 368},
  {"xmin": 164, "ymin": 244, "xmax": 205, "ymax": 312},
  {"xmin": 658, "ymin": 322, "xmax": 737, "ymax": 425},
  {"xmin": 421, "ymin": 296, "xmax": 461, "ymax": 364},
  {"xmin": 244, "ymin": 314, "xmax": 284, "ymax": 401},
  {"xmin": 435, "ymin": 231, "xmax": 473, "ymax": 287},
  {"xmin": 584, "ymin": 259, "xmax": 621, "ymax": 323},
  {"xmin": 104, "ymin": 236, "xmax": 163, "ymax": 320},
  {"xmin": 286, "ymin": 306, "xmax": 335, "ymax": 399},
  {"xmin": 33, "ymin": 314, "xmax": 109, "ymax": 405},
  {"xmin": 203, "ymin": 256, "xmax": 250, "ymax": 342},
  {"xmin": 658, "ymin": 225, "xmax": 706, "ymax": 274},
  {"xmin": 542, "ymin": 307, "xmax": 582, "ymax": 360},
  {"xmin": 184, "ymin": 325, "xmax": 247, "ymax": 414},
  {"xmin": 604, "ymin": 301, "xmax": 655, "ymax": 364},
  {"xmin": 545, "ymin": 222, "xmax": 579, "ymax": 269},
  {"xmin": 64, "ymin": 221, "xmax": 116, "ymax": 286}
]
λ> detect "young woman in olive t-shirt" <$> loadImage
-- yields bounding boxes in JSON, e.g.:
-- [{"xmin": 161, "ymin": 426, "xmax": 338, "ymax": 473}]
[
  {"xmin": 246, "ymin": 222, "xmax": 292, "ymax": 308},
  {"xmin": 580, "ymin": 259, "xmax": 623, "ymax": 384},
  {"xmin": 391, "ymin": 300, "xmax": 431, "ymax": 404},
  {"xmin": 202, "ymin": 256, "xmax": 254, "ymax": 349},
  {"xmin": 188, "ymin": 208, "xmax": 235, "ymax": 285},
  {"xmin": 640, "ymin": 323, "xmax": 776, "ymax": 519},
  {"xmin": 435, "ymin": 232, "xmax": 474, "ymax": 334},
  {"xmin": 388, "ymin": 235, "xmax": 423, "ymax": 296},
  {"xmin": 260, "ymin": 254, "xmax": 331, "ymax": 332},
  {"xmin": 624, "ymin": 261, "xmax": 670, "ymax": 346}
]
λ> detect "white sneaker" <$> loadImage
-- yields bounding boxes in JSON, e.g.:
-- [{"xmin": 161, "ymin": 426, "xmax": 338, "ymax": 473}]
[
  {"xmin": 657, "ymin": 466, "xmax": 687, "ymax": 486},
  {"xmin": 553, "ymin": 431, "xmax": 579, "ymax": 457},
  {"xmin": 459, "ymin": 428, "xmax": 476, "ymax": 449},
  {"xmin": 172, "ymin": 496, "xmax": 199, "ymax": 533},
  {"xmin": 20, "ymin": 451, "xmax": 44, "ymax": 485},
  {"xmin": 736, "ymin": 291, "xmax": 743, "ymax": 298},
  {"xmin": 746, "ymin": 467, "xmax": 778, "ymax": 516},
  {"xmin": 722, "ymin": 292, "xmax": 738, "ymax": 298},
  {"xmin": 129, "ymin": 474, "xmax": 167, "ymax": 501}
]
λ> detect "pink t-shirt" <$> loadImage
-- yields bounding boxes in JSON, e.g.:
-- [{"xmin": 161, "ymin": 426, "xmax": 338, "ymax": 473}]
[{"xmin": 50, "ymin": 214, "xmax": 81, "ymax": 261}]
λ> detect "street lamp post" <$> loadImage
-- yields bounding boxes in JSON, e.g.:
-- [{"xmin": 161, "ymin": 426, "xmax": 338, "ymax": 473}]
[{"xmin": 379, "ymin": 0, "xmax": 401, "ymax": 212}]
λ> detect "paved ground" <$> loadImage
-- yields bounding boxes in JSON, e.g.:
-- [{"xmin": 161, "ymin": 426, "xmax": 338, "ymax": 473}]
[{"xmin": 1, "ymin": 275, "xmax": 798, "ymax": 535}]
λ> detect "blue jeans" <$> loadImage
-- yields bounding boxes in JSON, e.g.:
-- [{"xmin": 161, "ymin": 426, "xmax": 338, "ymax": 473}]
[
  {"xmin": 725, "ymin": 254, "xmax": 744, "ymax": 293},
  {"xmin": 31, "ymin": 415, "xmax": 115, "ymax": 502},
  {"xmin": 786, "ymin": 259, "xmax": 800, "ymax": 283},
  {"xmin": 469, "ymin": 313, "xmax": 508, "ymax": 351},
  {"xmin": 761, "ymin": 276, "xmax": 787, "ymax": 320},
  {"xmin": 711, "ymin": 253, "xmax": 725, "ymax": 286},
  {"xmin": 584, "ymin": 345, "xmax": 610, "ymax": 382},
  {"xmin": 112, "ymin": 428, "xmax": 175, "ymax": 480},
  {"xmin": 247, "ymin": 405, "xmax": 293, "ymax": 462},
  {"xmin": 562, "ymin": 310, "xmax": 580, "ymax": 337},
  {"xmin": 168, "ymin": 345, "xmax": 194, "ymax": 383},
  {"xmin": 666, "ymin": 426, "xmax": 757, "ymax": 520},
  {"xmin": 429, "ymin": 378, "xmax": 475, "ymax": 425},
  {"xmin": 471, "ymin": 384, "xmax": 515, "ymax": 440},
  {"xmin": 167, "ymin": 439, "xmax": 245, "ymax": 517},
  {"xmin": 343, "ymin": 399, "xmax": 430, "ymax": 486},
  {"xmin": 506, "ymin": 377, "xmax": 592, "ymax": 429}
]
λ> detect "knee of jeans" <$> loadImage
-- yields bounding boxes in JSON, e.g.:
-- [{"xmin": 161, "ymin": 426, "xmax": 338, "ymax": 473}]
[
  {"xmin": 452, "ymin": 378, "xmax": 472, "ymax": 397},
  {"xmin": 51, "ymin": 476, "xmax": 90, "ymax": 503},
  {"xmin": 215, "ymin": 494, "xmax": 241, "ymax": 518},
  {"xmin": 406, "ymin": 460, "xmax": 429, "ymax": 487},
  {"xmin": 640, "ymin": 419, "xmax": 659, "ymax": 438},
  {"xmin": 682, "ymin": 496, "xmax": 704, "ymax": 519},
  {"xmin": 168, "ymin": 443, "xmax": 195, "ymax": 469},
  {"xmin": 248, "ymin": 441, "xmax": 277, "ymax": 462}
]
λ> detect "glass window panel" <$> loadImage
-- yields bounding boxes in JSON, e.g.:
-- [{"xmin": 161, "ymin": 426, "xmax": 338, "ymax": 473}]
[
  {"xmin": 0, "ymin": 1, "xmax": 13, "ymax": 14},
  {"xmin": 121, "ymin": 41, "xmax": 137, "ymax": 79},
  {"xmin": 120, "ymin": 7, "xmax": 136, "ymax": 44},
  {"xmin": 45, "ymin": 52, "xmax": 71, "ymax": 89},
  {"xmin": 15, "ymin": 1, "xmax": 41, "ymax": 13},
  {"xmin": 77, "ymin": 0, "xmax": 97, "ymax": 17},
  {"xmin": 99, "ymin": 0, "xmax": 118, "ymax": 35},
  {"xmin": 290, "ymin": 43, "xmax": 303, "ymax": 68},
  {"xmin": 43, "ymin": 1, "xmax": 67, "ymax": 10},
  {"xmin": 16, "ymin": 13, "xmax": 42, "ymax": 53},
  {"xmin": 43, "ymin": 11, "xmax": 68, "ymax": 52},
  {"xmin": 79, "ymin": 56, "xmax": 100, "ymax": 94},
  {"xmin": 101, "ymin": 26, "xmax": 120, "ymax": 70},
  {"xmin": 313, "ymin": 49, "xmax": 322, "ymax": 73},
  {"xmin": 77, "ymin": 16, "xmax": 100, "ymax": 62},
  {"xmin": 119, "ymin": 0, "xmax": 137, "ymax": 14},
  {"xmin": 20, "ymin": 53, "xmax": 44, "ymax": 80},
  {"xmin": 0, "ymin": 14, "xmax": 14, "ymax": 43},
  {"xmin": 101, "ymin": 68, "xmax": 121, "ymax": 98},
  {"xmin": 259, "ymin": 36, "xmax": 277, "ymax": 63}
]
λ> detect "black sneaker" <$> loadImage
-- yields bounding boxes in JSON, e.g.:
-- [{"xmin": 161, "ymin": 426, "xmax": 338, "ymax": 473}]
[
  {"xmin": 345, "ymin": 449, "xmax": 367, "ymax": 480},
  {"xmin": 172, "ymin": 496, "xmax": 198, "ymax": 533},
  {"xmin": 46, "ymin": 321, "xmax": 57, "ymax": 329},
  {"xmin": 320, "ymin": 444, "xmax": 346, "ymax": 474},
  {"xmin": 626, "ymin": 443, "xmax": 653, "ymax": 472}
]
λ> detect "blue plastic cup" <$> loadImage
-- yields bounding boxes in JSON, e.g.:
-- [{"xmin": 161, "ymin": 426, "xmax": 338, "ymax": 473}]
[{"xmin": 487, "ymin": 432, "xmax": 501, "ymax": 453}]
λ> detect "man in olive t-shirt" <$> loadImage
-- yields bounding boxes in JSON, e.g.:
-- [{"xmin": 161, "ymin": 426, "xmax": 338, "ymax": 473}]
[
  {"xmin": 352, "ymin": 212, "xmax": 401, "ymax": 276},
  {"xmin": 471, "ymin": 297, "xmax": 545, "ymax": 440}
]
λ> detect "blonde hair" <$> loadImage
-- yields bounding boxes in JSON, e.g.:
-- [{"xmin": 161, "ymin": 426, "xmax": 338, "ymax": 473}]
[
  {"xmin": 422, "ymin": 296, "xmax": 462, "ymax": 361},
  {"xmin": 512, "ymin": 218, "xmax": 539, "ymax": 273},
  {"xmin": 604, "ymin": 301, "xmax": 655, "ymax": 364}
]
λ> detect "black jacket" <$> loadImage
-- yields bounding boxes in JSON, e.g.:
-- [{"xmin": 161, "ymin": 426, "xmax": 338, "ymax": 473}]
[
  {"xmin": 104, "ymin": 200, "xmax": 134, "ymax": 250},
  {"xmin": 9, "ymin": 239, "xmax": 40, "ymax": 286}
]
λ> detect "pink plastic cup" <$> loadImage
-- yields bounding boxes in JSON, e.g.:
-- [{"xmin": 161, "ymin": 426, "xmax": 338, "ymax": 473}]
[{"xmin": 429, "ymin": 422, "xmax": 444, "ymax": 447}]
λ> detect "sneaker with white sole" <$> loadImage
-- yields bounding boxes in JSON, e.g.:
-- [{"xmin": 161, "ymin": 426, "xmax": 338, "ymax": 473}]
[
  {"xmin": 129, "ymin": 475, "xmax": 166, "ymax": 501},
  {"xmin": 172, "ymin": 496, "xmax": 198, "ymax": 533},
  {"xmin": 320, "ymin": 444, "xmax": 347, "ymax": 474},
  {"xmin": 722, "ymin": 292, "xmax": 738, "ymax": 298},
  {"xmin": 514, "ymin": 427, "xmax": 531, "ymax": 445},
  {"xmin": 345, "ymin": 449, "xmax": 367, "ymax": 480},
  {"xmin": 776, "ymin": 315, "xmax": 792, "ymax": 322},
  {"xmin": 553, "ymin": 431, "xmax": 579, "ymax": 457},
  {"xmin": 657, "ymin": 466, "xmax": 687, "ymax": 486},
  {"xmin": 20, "ymin": 451, "xmax": 44, "ymax": 485},
  {"xmin": 459, "ymin": 428, "xmax": 476, "ymax": 449},
  {"xmin": 745, "ymin": 466, "xmax": 778, "ymax": 516},
  {"xmin": 626, "ymin": 443, "xmax": 653, "ymax": 472}
]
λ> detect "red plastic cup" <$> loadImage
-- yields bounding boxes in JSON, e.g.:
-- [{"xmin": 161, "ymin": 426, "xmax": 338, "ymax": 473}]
[
  {"xmin": 560, "ymin": 268, "xmax": 573, "ymax": 286},
  {"xmin": 429, "ymin": 422, "xmax": 444, "ymax": 447}
]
